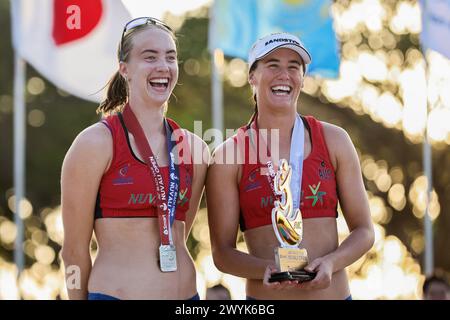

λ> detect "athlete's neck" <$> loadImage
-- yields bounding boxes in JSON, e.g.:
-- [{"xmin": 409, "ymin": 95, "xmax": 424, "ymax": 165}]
[
  {"xmin": 127, "ymin": 96, "xmax": 166, "ymax": 137},
  {"xmin": 256, "ymin": 108, "xmax": 296, "ymax": 142}
]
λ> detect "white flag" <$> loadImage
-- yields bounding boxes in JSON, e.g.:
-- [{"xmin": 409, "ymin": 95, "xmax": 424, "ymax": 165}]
[
  {"xmin": 11, "ymin": 0, "xmax": 131, "ymax": 102},
  {"xmin": 420, "ymin": 0, "xmax": 450, "ymax": 59}
]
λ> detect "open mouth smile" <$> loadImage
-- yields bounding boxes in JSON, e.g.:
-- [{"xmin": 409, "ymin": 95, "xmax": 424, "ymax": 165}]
[
  {"xmin": 271, "ymin": 85, "xmax": 292, "ymax": 96},
  {"xmin": 148, "ymin": 77, "xmax": 169, "ymax": 91}
]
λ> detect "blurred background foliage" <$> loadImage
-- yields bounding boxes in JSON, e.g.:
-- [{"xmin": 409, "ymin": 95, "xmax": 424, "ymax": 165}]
[{"xmin": 0, "ymin": 0, "xmax": 449, "ymax": 299}]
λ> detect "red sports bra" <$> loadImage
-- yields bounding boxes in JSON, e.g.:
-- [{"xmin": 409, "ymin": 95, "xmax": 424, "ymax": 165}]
[
  {"xmin": 237, "ymin": 116, "xmax": 338, "ymax": 231},
  {"xmin": 94, "ymin": 113, "xmax": 193, "ymax": 220}
]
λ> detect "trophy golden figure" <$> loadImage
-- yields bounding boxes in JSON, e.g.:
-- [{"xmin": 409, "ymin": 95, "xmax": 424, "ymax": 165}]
[{"xmin": 268, "ymin": 159, "xmax": 316, "ymax": 283}]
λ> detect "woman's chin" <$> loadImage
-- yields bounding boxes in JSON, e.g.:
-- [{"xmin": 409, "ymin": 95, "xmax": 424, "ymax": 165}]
[
  {"xmin": 144, "ymin": 92, "xmax": 170, "ymax": 107},
  {"xmin": 268, "ymin": 102, "xmax": 295, "ymax": 111}
]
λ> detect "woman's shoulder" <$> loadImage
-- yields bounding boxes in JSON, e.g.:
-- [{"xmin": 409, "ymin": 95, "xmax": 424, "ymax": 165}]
[
  {"xmin": 182, "ymin": 129, "xmax": 208, "ymax": 149},
  {"xmin": 76, "ymin": 121, "xmax": 113, "ymax": 146},
  {"xmin": 319, "ymin": 121, "xmax": 351, "ymax": 144},
  {"xmin": 210, "ymin": 134, "xmax": 244, "ymax": 167},
  {"xmin": 319, "ymin": 120, "xmax": 357, "ymax": 170},
  {"xmin": 62, "ymin": 121, "xmax": 113, "ymax": 176},
  {"xmin": 175, "ymin": 128, "xmax": 210, "ymax": 170},
  {"xmin": 68, "ymin": 122, "xmax": 113, "ymax": 160},
  {"xmin": 165, "ymin": 118, "xmax": 207, "ymax": 151}
]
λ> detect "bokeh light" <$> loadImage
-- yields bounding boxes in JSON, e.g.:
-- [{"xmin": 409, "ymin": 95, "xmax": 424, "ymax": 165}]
[
  {"xmin": 28, "ymin": 109, "xmax": 46, "ymax": 127},
  {"xmin": 7, "ymin": 196, "xmax": 33, "ymax": 219},
  {"xmin": 409, "ymin": 176, "xmax": 441, "ymax": 221},
  {"xmin": 26, "ymin": 77, "xmax": 46, "ymax": 96},
  {"xmin": 225, "ymin": 58, "xmax": 248, "ymax": 88},
  {"xmin": 309, "ymin": 0, "xmax": 450, "ymax": 146}
]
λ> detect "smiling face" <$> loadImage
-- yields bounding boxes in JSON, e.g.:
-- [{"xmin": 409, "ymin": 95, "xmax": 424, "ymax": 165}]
[
  {"xmin": 119, "ymin": 27, "xmax": 178, "ymax": 107},
  {"xmin": 249, "ymin": 48, "xmax": 304, "ymax": 112}
]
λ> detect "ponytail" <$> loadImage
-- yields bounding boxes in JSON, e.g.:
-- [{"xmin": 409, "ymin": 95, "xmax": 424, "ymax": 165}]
[
  {"xmin": 246, "ymin": 94, "xmax": 258, "ymax": 128},
  {"xmin": 247, "ymin": 61, "xmax": 259, "ymax": 127},
  {"xmin": 96, "ymin": 71, "xmax": 128, "ymax": 115}
]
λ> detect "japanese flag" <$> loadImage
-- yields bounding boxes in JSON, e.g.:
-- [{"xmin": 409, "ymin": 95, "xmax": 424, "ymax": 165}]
[{"xmin": 11, "ymin": 0, "xmax": 131, "ymax": 102}]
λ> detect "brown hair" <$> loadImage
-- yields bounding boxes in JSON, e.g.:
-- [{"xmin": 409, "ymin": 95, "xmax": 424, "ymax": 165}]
[
  {"xmin": 246, "ymin": 62, "xmax": 259, "ymax": 127},
  {"xmin": 97, "ymin": 24, "xmax": 177, "ymax": 115}
]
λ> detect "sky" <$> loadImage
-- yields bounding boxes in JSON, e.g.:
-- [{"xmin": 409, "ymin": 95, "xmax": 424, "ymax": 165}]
[{"xmin": 122, "ymin": 0, "xmax": 211, "ymax": 19}]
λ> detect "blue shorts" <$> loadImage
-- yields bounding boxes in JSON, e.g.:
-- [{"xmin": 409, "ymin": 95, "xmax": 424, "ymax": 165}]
[
  {"xmin": 189, "ymin": 293, "xmax": 200, "ymax": 300},
  {"xmin": 246, "ymin": 295, "xmax": 352, "ymax": 300},
  {"xmin": 88, "ymin": 292, "xmax": 200, "ymax": 300},
  {"xmin": 88, "ymin": 292, "xmax": 120, "ymax": 300}
]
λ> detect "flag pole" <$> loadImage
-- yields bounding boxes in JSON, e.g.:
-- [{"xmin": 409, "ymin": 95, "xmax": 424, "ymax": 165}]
[
  {"xmin": 209, "ymin": 1, "xmax": 224, "ymax": 137},
  {"xmin": 423, "ymin": 53, "xmax": 434, "ymax": 276},
  {"xmin": 212, "ymin": 49, "xmax": 224, "ymax": 135},
  {"xmin": 13, "ymin": 54, "xmax": 26, "ymax": 277},
  {"xmin": 420, "ymin": 0, "xmax": 434, "ymax": 276},
  {"xmin": 11, "ymin": 0, "xmax": 26, "ymax": 284}
]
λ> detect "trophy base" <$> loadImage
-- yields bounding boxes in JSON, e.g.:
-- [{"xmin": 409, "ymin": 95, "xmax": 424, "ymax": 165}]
[{"xmin": 268, "ymin": 270, "xmax": 316, "ymax": 283}]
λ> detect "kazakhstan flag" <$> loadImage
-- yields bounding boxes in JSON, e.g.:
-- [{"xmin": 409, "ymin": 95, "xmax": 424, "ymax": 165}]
[
  {"xmin": 209, "ymin": 0, "xmax": 340, "ymax": 78},
  {"xmin": 208, "ymin": 0, "xmax": 259, "ymax": 60}
]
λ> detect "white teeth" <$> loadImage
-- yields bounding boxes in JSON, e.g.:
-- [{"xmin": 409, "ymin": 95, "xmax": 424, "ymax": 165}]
[
  {"xmin": 271, "ymin": 85, "xmax": 291, "ymax": 92},
  {"xmin": 150, "ymin": 78, "xmax": 169, "ymax": 84},
  {"xmin": 271, "ymin": 85, "xmax": 291, "ymax": 96}
]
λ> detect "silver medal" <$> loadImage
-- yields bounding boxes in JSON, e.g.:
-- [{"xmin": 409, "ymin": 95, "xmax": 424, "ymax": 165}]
[{"xmin": 159, "ymin": 244, "xmax": 177, "ymax": 272}]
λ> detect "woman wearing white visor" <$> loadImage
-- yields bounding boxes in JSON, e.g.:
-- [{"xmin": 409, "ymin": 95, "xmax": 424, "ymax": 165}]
[{"xmin": 207, "ymin": 32, "xmax": 374, "ymax": 300}]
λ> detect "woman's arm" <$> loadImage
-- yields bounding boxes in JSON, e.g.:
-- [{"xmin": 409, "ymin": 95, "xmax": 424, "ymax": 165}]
[
  {"xmin": 183, "ymin": 131, "xmax": 210, "ymax": 239},
  {"xmin": 61, "ymin": 123, "xmax": 112, "ymax": 299},
  {"xmin": 206, "ymin": 140, "xmax": 274, "ymax": 280},
  {"xmin": 302, "ymin": 123, "xmax": 375, "ymax": 289}
]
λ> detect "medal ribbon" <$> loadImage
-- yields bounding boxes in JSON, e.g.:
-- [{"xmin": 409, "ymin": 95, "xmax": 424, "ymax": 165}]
[
  {"xmin": 289, "ymin": 114, "xmax": 304, "ymax": 210},
  {"xmin": 250, "ymin": 114, "xmax": 304, "ymax": 207},
  {"xmin": 122, "ymin": 104, "xmax": 179, "ymax": 246}
]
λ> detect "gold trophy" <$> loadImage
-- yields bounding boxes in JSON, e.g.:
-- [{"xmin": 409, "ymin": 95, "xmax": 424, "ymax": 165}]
[{"xmin": 268, "ymin": 159, "xmax": 316, "ymax": 283}]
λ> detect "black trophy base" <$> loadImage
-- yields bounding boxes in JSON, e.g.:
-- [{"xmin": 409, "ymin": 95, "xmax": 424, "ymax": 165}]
[{"xmin": 268, "ymin": 270, "xmax": 316, "ymax": 283}]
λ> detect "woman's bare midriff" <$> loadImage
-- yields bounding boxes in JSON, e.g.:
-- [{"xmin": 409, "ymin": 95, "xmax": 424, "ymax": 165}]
[
  {"xmin": 244, "ymin": 218, "xmax": 350, "ymax": 300},
  {"xmin": 88, "ymin": 218, "xmax": 197, "ymax": 300}
]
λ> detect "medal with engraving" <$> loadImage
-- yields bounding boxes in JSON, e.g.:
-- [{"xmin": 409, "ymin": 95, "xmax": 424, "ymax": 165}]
[
  {"xmin": 122, "ymin": 103, "xmax": 180, "ymax": 272},
  {"xmin": 159, "ymin": 244, "xmax": 177, "ymax": 272}
]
